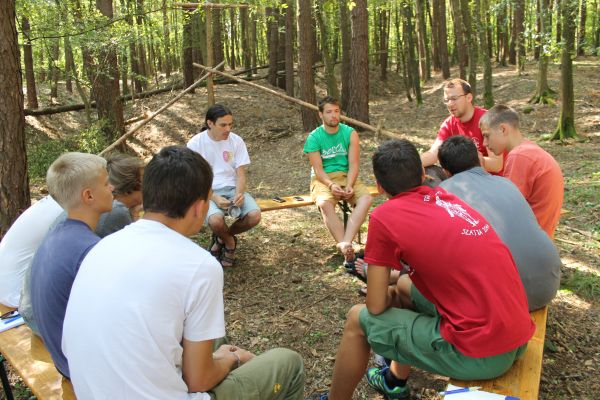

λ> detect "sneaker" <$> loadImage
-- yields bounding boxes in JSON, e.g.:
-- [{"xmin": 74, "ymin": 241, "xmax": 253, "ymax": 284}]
[
  {"xmin": 366, "ymin": 367, "xmax": 410, "ymax": 400},
  {"xmin": 305, "ymin": 392, "xmax": 328, "ymax": 400}
]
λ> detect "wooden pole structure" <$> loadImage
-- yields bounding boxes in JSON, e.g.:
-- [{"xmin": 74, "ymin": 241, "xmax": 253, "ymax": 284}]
[
  {"xmin": 99, "ymin": 60, "xmax": 225, "ymax": 156},
  {"xmin": 194, "ymin": 63, "xmax": 405, "ymax": 139},
  {"xmin": 206, "ymin": 6, "xmax": 214, "ymax": 106}
]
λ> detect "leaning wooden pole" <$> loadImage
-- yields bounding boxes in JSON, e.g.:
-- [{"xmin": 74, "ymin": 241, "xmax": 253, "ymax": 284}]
[
  {"xmin": 99, "ymin": 61, "xmax": 226, "ymax": 156},
  {"xmin": 194, "ymin": 63, "xmax": 404, "ymax": 139}
]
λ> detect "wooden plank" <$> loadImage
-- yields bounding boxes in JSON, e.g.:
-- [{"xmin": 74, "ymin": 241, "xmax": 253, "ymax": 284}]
[
  {"xmin": 0, "ymin": 305, "xmax": 76, "ymax": 399},
  {"xmin": 256, "ymin": 186, "xmax": 380, "ymax": 212},
  {"xmin": 450, "ymin": 306, "xmax": 548, "ymax": 400}
]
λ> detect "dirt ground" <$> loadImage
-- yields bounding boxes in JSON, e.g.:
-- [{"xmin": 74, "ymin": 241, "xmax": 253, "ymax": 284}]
[{"xmin": 13, "ymin": 58, "xmax": 600, "ymax": 399}]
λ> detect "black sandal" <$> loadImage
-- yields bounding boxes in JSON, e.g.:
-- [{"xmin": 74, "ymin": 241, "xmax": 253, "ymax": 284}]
[
  {"xmin": 220, "ymin": 236, "xmax": 237, "ymax": 268},
  {"xmin": 208, "ymin": 233, "xmax": 223, "ymax": 259},
  {"xmin": 343, "ymin": 255, "xmax": 367, "ymax": 283}
]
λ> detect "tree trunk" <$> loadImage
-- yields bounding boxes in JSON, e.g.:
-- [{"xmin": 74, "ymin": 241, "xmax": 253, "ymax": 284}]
[
  {"xmin": 297, "ymin": 0, "xmax": 320, "ymax": 131},
  {"xmin": 65, "ymin": 36, "xmax": 74, "ymax": 94},
  {"xmin": 213, "ymin": 8, "xmax": 224, "ymax": 69},
  {"xmin": 284, "ymin": 0, "xmax": 295, "ymax": 96},
  {"xmin": 50, "ymin": 39, "xmax": 60, "ymax": 100},
  {"xmin": 378, "ymin": 9, "xmax": 391, "ymax": 81},
  {"xmin": 552, "ymin": 0, "xmax": 577, "ymax": 140},
  {"xmin": 339, "ymin": 0, "xmax": 352, "ymax": 109},
  {"xmin": 94, "ymin": 0, "xmax": 125, "ymax": 141},
  {"xmin": 450, "ymin": 0, "xmax": 468, "ymax": 79},
  {"xmin": 347, "ymin": 0, "xmax": 370, "ymax": 124},
  {"xmin": 416, "ymin": 0, "xmax": 431, "ymax": 80},
  {"xmin": 230, "ymin": 8, "xmax": 237, "ymax": 70},
  {"xmin": 577, "ymin": 0, "xmax": 587, "ymax": 55},
  {"xmin": 476, "ymin": 0, "xmax": 494, "ymax": 108},
  {"xmin": 530, "ymin": 0, "xmax": 556, "ymax": 104},
  {"xmin": 0, "ymin": 1, "xmax": 30, "ymax": 238},
  {"xmin": 555, "ymin": 0, "xmax": 562, "ymax": 42},
  {"xmin": 162, "ymin": 0, "xmax": 172, "ymax": 77},
  {"xmin": 513, "ymin": 0, "xmax": 526, "ymax": 72},
  {"xmin": 460, "ymin": 0, "xmax": 477, "ymax": 94},
  {"xmin": 403, "ymin": 0, "xmax": 422, "ymax": 104},
  {"xmin": 267, "ymin": 7, "xmax": 279, "ymax": 86},
  {"xmin": 251, "ymin": 16, "xmax": 258, "ymax": 73},
  {"xmin": 182, "ymin": 9, "xmax": 195, "ymax": 91},
  {"xmin": 22, "ymin": 16, "xmax": 38, "ymax": 109},
  {"xmin": 135, "ymin": 0, "xmax": 148, "ymax": 88},
  {"xmin": 434, "ymin": 0, "xmax": 450, "ymax": 78},
  {"xmin": 430, "ymin": 0, "xmax": 440, "ymax": 71},
  {"xmin": 534, "ymin": 0, "xmax": 542, "ymax": 60},
  {"xmin": 240, "ymin": 7, "xmax": 252, "ymax": 78},
  {"xmin": 277, "ymin": 6, "xmax": 286, "ymax": 90},
  {"xmin": 316, "ymin": 2, "xmax": 340, "ymax": 97}
]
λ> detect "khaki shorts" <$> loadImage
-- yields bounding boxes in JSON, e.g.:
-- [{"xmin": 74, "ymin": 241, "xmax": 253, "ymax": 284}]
[
  {"xmin": 310, "ymin": 171, "xmax": 370, "ymax": 206},
  {"xmin": 359, "ymin": 286, "xmax": 527, "ymax": 380}
]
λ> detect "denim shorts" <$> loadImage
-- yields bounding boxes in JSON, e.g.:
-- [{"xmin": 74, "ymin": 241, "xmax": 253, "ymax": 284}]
[{"xmin": 206, "ymin": 186, "xmax": 260, "ymax": 223}]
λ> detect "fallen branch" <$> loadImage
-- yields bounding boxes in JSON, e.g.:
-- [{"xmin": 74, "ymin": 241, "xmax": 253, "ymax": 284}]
[
  {"xmin": 194, "ymin": 63, "xmax": 405, "ymax": 140},
  {"xmin": 99, "ymin": 61, "xmax": 225, "ymax": 156}
]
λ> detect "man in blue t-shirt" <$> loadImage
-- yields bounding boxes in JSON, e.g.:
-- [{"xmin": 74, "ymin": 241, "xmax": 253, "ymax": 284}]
[
  {"xmin": 303, "ymin": 97, "xmax": 372, "ymax": 267},
  {"xmin": 28, "ymin": 152, "xmax": 114, "ymax": 378}
]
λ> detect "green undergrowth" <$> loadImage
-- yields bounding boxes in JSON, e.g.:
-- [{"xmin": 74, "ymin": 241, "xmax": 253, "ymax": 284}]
[
  {"xmin": 560, "ymin": 269, "xmax": 600, "ymax": 302},
  {"xmin": 26, "ymin": 122, "xmax": 109, "ymax": 179}
]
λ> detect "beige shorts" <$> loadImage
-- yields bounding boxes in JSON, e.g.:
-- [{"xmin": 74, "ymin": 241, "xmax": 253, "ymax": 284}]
[{"xmin": 310, "ymin": 171, "xmax": 370, "ymax": 206}]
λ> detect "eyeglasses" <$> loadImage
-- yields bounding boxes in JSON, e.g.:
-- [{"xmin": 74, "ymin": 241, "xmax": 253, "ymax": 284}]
[{"xmin": 443, "ymin": 94, "xmax": 467, "ymax": 104}]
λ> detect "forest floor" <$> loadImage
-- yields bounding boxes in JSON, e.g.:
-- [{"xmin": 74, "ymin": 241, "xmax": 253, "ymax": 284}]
[{"xmin": 6, "ymin": 57, "xmax": 599, "ymax": 400}]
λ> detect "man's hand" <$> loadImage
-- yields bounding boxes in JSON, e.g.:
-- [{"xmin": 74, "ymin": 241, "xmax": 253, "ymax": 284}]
[
  {"xmin": 330, "ymin": 183, "xmax": 346, "ymax": 198},
  {"xmin": 214, "ymin": 345, "xmax": 255, "ymax": 369},
  {"xmin": 343, "ymin": 185, "xmax": 354, "ymax": 200},
  {"xmin": 214, "ymin": 195, "xmax": 232, "ymax": 209},
  {"xmin": 228, "ymin": 345, "xmax": 255, "ymax": 365},
  {"xmin": 233, "ymin": 193, "xmax": 245, "ymax": 207}
]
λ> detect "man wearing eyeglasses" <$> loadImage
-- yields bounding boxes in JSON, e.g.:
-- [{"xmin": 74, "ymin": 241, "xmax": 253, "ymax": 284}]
[{"xmin": 420, "ymin": 79, "xmax": 503, "ymax": 174}]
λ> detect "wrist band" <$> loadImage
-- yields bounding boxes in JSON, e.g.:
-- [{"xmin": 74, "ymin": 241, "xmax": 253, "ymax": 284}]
[
  {"xmin": 231, "ymin": 351, "xmax": 241, "ymax": 369},
  {"xmin": 328, "ymin": 182, "xmax": 334, "ymax": 189}
]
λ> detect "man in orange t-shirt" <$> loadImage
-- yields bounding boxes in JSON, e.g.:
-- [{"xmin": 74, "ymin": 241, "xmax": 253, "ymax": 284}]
[{"xmin": 481, "ymin": 105, "xmax": 564, "ymax": 238}]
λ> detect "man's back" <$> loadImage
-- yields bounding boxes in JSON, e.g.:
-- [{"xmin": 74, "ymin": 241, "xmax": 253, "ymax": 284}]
[
  {"xmin": 63, "ymin": 219, "xmax": 225, "ymax": 400},
  {"xmin": 0, "ymin": 196, "xmax": 63, "ymax": 307},
  {"xmin": 440, "ymin": 167, "xmax": 561, "ymax": 310},
  {"xmin": 364, "ymin": 186, "xmax": 534, "ymax": 358},
  {"xmin": 30, "ymin": 219, "xmax": 99, "ymax": 377},
  {"xmin": 504, "ymin": 140, "xmax": 564, "ymax": 238}
]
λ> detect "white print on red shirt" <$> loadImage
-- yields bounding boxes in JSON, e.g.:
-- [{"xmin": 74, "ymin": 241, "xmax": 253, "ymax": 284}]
[{"xmin": 424, "ymin": 192, "xmax": 480, "ymax": 227}]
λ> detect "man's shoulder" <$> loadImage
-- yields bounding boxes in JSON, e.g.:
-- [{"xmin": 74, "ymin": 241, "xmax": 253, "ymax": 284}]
[{"xmin": 187, "ymin": 130, "xmax": 208, "ymax": 148}]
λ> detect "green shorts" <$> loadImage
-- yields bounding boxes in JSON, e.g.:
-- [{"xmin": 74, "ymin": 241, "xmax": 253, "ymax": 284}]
[{"xmin": 359, "ymin": 286, "xmax": 527, "ymax": 380}]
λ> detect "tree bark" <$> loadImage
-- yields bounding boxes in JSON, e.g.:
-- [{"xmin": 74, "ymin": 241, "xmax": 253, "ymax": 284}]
[
  {"xmin": 460, "ymin": 0, "xmax": 477, "ymax": 94},
  {"xmin": 552, "ymin": 0, "xmax": 578, "ymax": 140},
  {"xmin": 22, "ymin": 16, "xmax": 38, "ymax": 109},
  {"xmin": 513, "ymin": 0, "xmax": 526, "ymax": 72},
  {"xmin": 213, "ymin": 7, "xmax": 224, "ymax": 70},
  {"xmin": 450, "ymin": 0, "xmax": 467, "ymax": 79},
  {"xmin": 297, "ymin": 0, "xmax": 320, "ymax": 131},
  {"xmin": 267, "ymin": 7, "xmax": 279, "ymax": 86},
  {"xmin": 162, "ymin": 0, "xmax": 172, "ymax": 77},
  {"xmin": 284, "ymin": 0, "xmax": 295, "ymax": 96},
  {"xmin": 240, "ymin": 7, "xmax": 252, "ymax": 77},
  {"xmin": 530, "ymin": 0, "xmax": 556, "ymax": 104},
  {"xmin": 577, "ymin": 0, "xmax": 587, "ymax": 55},
  {"xmin": 434, "ymin": 0, "xmax": 450, "ymax": 78},
  {"xmin": 277, "ymin": 6, "xmax": 286, "ymax": 89},
  {"xmin": 347, "ymin": 0, "xmax": 370, "ymax": 124},
  {"xmin": 182, "ymin": 8, "xmax": 195, "ymax": 91},
  {"xmin": 315, "ymin": 2, "xmax": 340, "ymax": 97},
  {"xmin": 476, "ymin": 0, "xmax": 494, "ymax": 108},
  {"xmin": 94, "ymin": 0, "xmax": 125, "ymax": 141},
  {"xmin": 378, "ymin": 9, "xmax": 390, "ymax": 81},
  {"xmin": 49, "ymin": 39, "xmax": 60, "ymax": 100},
  {"xmin": 0, "ymin": 1, "xmax": 30, "ymax": 238},
  {"xmin": 230, "ymin": 8, "xmax": 238, "ymax": 70},
  {"xmin": 403, "ymin": 0, "xmax": 422, "ymax": 104},
  {"xmin": 135, "ymin": 0, "xmax": 148, "ymax": 88},
  {"xmin": 416, "ymin": 0, "xmax": 431, "ymax": 80},
  {"xmin": 339, "ymin": 0, "xmax": 352, "ymax": 109}
]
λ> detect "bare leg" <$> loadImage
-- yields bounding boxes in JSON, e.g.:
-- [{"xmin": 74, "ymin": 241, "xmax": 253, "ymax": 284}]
[
  {"xmin": 208, "ymin": 214, "xmax": 233, "ymax": 247},
  {"xmin": 329, "ymin": 304, "xmax": 371, "ymax": 400},
  {"xmin": 341, "ymin": 194, "xmax": 372, "ymax": 244},
  {"xmin": 396, "ymin": 274, "xmax": 413, "ymax": 309},
  {"xmin": 317, "ymin": 200, "xmax": 345, "ymax": 243},
  {"xmin": 229, "ymin": 210, "xmax": 261, "ymax": 240},
  {"xmin": 390, "ymin": 361, "xmax": 411, "ymax": 380}
]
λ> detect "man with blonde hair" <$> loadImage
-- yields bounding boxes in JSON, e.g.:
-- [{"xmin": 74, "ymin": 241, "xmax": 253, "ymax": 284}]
[
  {"xmin": 26, "ymin": 152, "xmax": 113, "ymax": 378},
  {"xmin": 480, "ymin": 104, "xmax": 564, "ymax": 238},
  {"xmin": 421, "ymin": 79, "xmax": 503, "ymax": 173}
]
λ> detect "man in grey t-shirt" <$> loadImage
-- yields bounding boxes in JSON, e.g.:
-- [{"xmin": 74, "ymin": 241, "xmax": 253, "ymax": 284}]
[{"xmin": 438, "ymin": 136, "xmax": 561, "ymax": 311}]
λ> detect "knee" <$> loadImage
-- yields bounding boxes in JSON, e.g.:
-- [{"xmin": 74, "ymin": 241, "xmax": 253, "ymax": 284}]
[
  {"xmin": 245, "ymin": 210, "xmax": 261, "ymax": 227},
  {"xmin": 317, "ymin": 200, "xmax": 335, "ymax": 214},
  {"xmin": 346, "ymin": 304, "xmax": 366, "ymax": 331},
  {"xmin": 397, "ymin": 274, "xmax": 412, "ymax": 297},
  {"xmin": 208, "ymin": 214, "xmax": 226, "ymax": 230},
  {"xmin": 265, "ymin": 348, "xmax": 304, "ymax": 376},
  {"xmin": 359, "ymin": 194, "xmax": 373, "ymax": 207}
]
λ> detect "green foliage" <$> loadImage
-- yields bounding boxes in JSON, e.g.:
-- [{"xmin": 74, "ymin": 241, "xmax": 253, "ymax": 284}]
[
  {"xmin": 27, "ymin": 122, "xmax": 109, "ymax": 179},
  {"xmin": 561, "ymin": 269, "xmax": 600, "ymax": 301}
]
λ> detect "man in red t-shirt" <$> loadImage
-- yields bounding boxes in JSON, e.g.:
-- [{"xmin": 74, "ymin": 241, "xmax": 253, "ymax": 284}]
[
  {"xmin": 310, "ymin": 140, "xmax": 534, "ymax": 400},
  {"xmin": 420, "ymin": 79, "xmax": 503, "ymax": 173},
  {"xmin": 481, "ymin": 105, "xmax": 564, "ymax": 239}
]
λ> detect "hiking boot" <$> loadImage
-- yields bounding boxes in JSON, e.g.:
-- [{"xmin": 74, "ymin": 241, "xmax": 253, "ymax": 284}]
[
  {"xmin": 304, "ymin": 392, "xmax": 328, "ymax": 400},
  {"xmin": 366, "ymin": 367, "xmax": 410, "ymax": 400}
]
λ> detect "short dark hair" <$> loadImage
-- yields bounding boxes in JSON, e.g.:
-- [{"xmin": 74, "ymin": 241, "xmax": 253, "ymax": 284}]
[
  {"xmin": 143, "ymin": 146, "xmax": 213, "ymax": 218},
  {"xmin": 479, "ymin": 104, "xmax": 520, "ymax": 130},
  {"xmin": 438, "ymin": 136, "xmax": 480, "ymax": 175},
  {"xmin": 444, "ymin": 78, "xmax": 472, "ymax": 95},
  {"xmin": 318, "ymin": 96, "xmax": 340, "ymax": 112},
  {"xmin": 372, "ymin": 139, "xmax": 423, "ymax": 196},
  {"xmin": 203, "ymin": 104, "xmax": 232, "ymax": 131},
  {"xmin": 105, "ymin": 153, "xmax": 144, "ymax": 196}
]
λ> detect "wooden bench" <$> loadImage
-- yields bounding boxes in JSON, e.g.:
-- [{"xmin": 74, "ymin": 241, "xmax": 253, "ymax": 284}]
[
  {"xmin": 449, "ymin": 306, "xmax": 548, "ymax": 400},
  {"xmin": 0, "ymin": 304, "xmax": 75, "ymax": 400}
]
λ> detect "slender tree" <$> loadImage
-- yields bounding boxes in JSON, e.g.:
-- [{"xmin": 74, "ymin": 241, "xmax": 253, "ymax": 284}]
[
  {"xmin": 477, "ymin": 0, "xmax": 494, "ymax": 107},
  {"xmin": 0, "ymin": 0, "xmax": 30, "ymax": 238},
  {"xmin": 402, "ymin": 0, "xmax": 422, "ymax": 104},
  {"xmin": 297, "ymin": 0, "xmax": 320, "ymax": 131},
  {"xmin": 450, "ymin": 0, "xmax": 467, "ymax": 79},
  {"xmin": 284, "ymin": 0, "xmax": 295, "ymax": 96},
  {"xmin": 22, "ymin": 16, "xmax": 38, "ymax": 109},
  {"xmin": 530, "ymin": 0, "xmax": 556, "ymax": 104},
  {"xmin": 415, "ymin": 0, "xmax": 431, "ymax": 80},
  {"xmin": 433, "ymin": 0, "xmax": 450, "ymax": 78},
  {"xmin": 552, "ymin": 0, "xmax": 578, "ymax": 140},
  {"xmin": 315, "ymin": 2, "xmax": 339, "ymax": 97},
  {"xmin": 577, "ymin": 0, "xmax": 587, "ymax": 55},
  {"xmin": 347, "ymin": 0, "xmax": 370, "ymax": 124},
  {"xmin": 339, "ymin": 0, "xmax": 352, "ymax": 109}
]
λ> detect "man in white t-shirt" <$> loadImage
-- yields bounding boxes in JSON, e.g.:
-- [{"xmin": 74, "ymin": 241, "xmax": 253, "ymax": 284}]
[
  {"xmin": 0, "ymin": 196, "xmax": 63, "ymax": 308},
  {"xmin": 62, "ymin": 146, "xmax": 304, "ymax": 400},
  {"xmin": 187, "ymin": 104, "xmax": 261, "ymax": 267}
]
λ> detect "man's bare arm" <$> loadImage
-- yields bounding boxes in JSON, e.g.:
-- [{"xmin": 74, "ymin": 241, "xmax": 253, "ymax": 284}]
[
  {"xmin": 365, "ymin": 265, "xmax": 393, "ymax": 315},
  {"xmin": 420, "ymin": 138, "xmax": 444, "ymax": 167}
]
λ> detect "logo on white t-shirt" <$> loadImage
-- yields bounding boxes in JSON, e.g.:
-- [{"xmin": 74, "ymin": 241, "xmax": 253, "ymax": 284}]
[{"xmin": 222, "ymin": 150, "xmax": 234, "ymax": 163}]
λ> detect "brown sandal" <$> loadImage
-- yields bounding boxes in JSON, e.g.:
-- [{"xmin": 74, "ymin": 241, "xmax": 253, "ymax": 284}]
[{"xmin": 220, "ymin": 236, "xmax": 237, "ymax": 267}]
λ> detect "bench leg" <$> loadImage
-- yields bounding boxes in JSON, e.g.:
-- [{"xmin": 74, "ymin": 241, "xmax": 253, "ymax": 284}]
[{"xmin": 0, "ymin": 354, "xmax": 15, "ymax": 400}]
